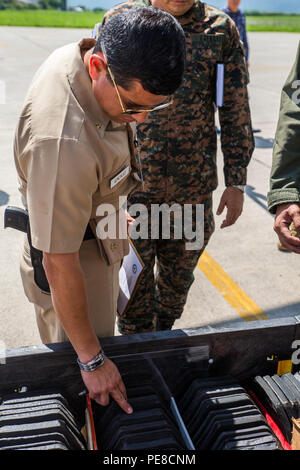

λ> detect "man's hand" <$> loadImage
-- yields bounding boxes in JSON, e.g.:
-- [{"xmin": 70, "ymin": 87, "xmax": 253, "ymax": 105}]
[
  {"xmin": 81, "ymin": 357, "xmax": 133, "ymax": 414},
  {"xmin": 125, "ymin": 210, "xmax": 136, "ymax": 237},
  {"xmin": 43, "ymin": 252, "xmax": 133, "ymax": 414},
  {"xmin": 217, "ymin": 187, "xmax": 244, "ymax": 229},
  {"xmin": 274, "ymin": 203, "xmax": 300, "ymax": 254}
]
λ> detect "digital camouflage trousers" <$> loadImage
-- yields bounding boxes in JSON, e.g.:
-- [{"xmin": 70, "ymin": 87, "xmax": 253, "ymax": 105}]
[{"xmin": 117, "ymin": 194, "xmax": 215, "ymax": 334}]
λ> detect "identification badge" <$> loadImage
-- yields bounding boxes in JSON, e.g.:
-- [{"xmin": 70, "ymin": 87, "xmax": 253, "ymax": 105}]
[{"xmin": 110, "ymin": 166, "xmax": 130, "ymax": 189}]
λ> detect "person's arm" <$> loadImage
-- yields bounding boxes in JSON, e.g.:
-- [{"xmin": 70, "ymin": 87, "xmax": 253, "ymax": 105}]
[
  {"xmin": 267, "ymin": 42, "xmax": 300, "ymax": 252},
  {"xmin": 43, "ymin": 252, "xmax": 98, "ymax": 358},
  {"xmin": 217, "ymin": 18, "xmax": 254, "ymax": 228},
  {"xmin": 43, "ymin": 251, "xmax": 133, "ymax": 412},
  {"xmin": 241, "ymin": 12, "xmax": 249, "ymax": 64},
  {"xmin": 22, "ymin": 138, "xmax": 133, "ymax": 409}
]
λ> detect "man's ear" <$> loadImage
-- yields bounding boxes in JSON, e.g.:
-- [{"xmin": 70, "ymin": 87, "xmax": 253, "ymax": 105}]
[{"xmin": 89, "ymin": 53, "xmax": 107, "ymax": 81}]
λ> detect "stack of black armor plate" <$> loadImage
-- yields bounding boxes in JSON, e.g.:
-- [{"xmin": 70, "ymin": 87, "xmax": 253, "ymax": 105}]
[
  {"xmin": 93, "ymin": 352, "xmax": 280, "ymax": 451},
  {"xmin": 177, "ymin": 376, "xmax": 279, "ymax": 450},
  {"xmin": 1, "ymin": 352, "xmax": 291, "ymax": 451},
  {"xmin": 251, "ymin": 372, "xmax": 300, "ymax": 444},
  {"xmin": 92, "ymin": 352, "xmax": 208, "ymax": 450},
  {"xmin": 0, "ymin": 390, "xmax": 86, "ymax": 450},
  {"xmin": 94, "ymin": 383, "xmax": 186, "ymax": 450}
]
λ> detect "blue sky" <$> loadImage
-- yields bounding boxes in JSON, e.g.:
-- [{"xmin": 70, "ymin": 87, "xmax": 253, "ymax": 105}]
[{"xmin": 68, "ymin": 0, "xmax": 300, "ymax": 13}]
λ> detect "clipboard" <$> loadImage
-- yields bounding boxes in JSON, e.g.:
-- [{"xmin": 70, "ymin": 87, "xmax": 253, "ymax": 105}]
[
  {"xmin": 117, "ymin": 238, "xmax": 145, "ymax": 316},
  {"xmin": 216, "ymin": 63, "xmax": 224, "ymax": 107}
]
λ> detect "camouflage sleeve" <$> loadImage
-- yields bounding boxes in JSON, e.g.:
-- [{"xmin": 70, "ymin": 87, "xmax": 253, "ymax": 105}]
[
  {"xmin": 267, "ymin": 42, "xmax": 300, "ymax": 213},
  {"xmin": 218, "ymin": 18, "xmax": 254, "ymax": 187}
]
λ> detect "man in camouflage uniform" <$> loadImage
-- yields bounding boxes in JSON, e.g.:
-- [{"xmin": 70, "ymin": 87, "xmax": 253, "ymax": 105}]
[{"xmin": 94, "ymin": 0, "xmax": 254, "ymax": 334}]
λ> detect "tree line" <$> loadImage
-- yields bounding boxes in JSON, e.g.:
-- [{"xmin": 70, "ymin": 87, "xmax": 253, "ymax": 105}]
[{"xmin": 0, "ymin": 0, "xmax": 63, "ymax": 9}]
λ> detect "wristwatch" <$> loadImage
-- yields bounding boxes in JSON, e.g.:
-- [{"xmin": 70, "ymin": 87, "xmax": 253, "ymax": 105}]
[
  {"xmin": 232, "ymin": 185, "xmax": 246, "ymax": 193},
  {"xmin": 77, "ymin": 350, "xmax": 106, "ymax": 372}
]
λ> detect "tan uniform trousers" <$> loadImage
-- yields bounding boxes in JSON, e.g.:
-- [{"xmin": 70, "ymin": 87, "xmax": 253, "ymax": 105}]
[{"xmin": 20, "ymin": 237, "xmax": 120, "ymax": 344}]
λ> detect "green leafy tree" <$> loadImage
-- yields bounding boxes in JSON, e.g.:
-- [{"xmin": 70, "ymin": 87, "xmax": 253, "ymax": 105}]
[{"xmin": 37, "ymin": 0, "xmax": 63, "ymax": 9}]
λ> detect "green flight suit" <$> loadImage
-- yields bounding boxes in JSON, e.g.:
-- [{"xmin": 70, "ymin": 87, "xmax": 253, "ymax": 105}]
[{"xmin": 268, "ymin": 41, "xmax": 300, "ymax": 213}]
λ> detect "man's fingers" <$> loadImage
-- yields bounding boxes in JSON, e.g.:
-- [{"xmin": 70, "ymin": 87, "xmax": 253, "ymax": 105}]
[
  {"xmin": 278, "ymin": 236, "xmax": 300, "ymax": 254},
  {"xmin": 118, "ymin": 379, "xmax": 127, "ymax": 402},
  {"xmin": 276, "ymin": 222, "xmax": 300, "ymax": 253},
  {"xmin": 292, "ymin": 215, "xmax": 300, "ymax": 233},
  {"xmin": 217, "ymin": 198, "xmax": 225, "ymax": 215},
  {"xmin": 221, "ymin": 212, "xmax": 231, "ymax": 228},
  {"xmin": 221, "ymin": 209, "xmax": 240, "ymax": 228},
  {"xmin": 110, "ymin": 388, "xmax": 133, "ymax": 414},
  {"xmin": 275, "ymin": 223, "xmax": 300, "ymax": 247},
  {"xmin": 274, "ymin": 204, "xmax": 300, "ymax": 253},
  {"xmin": 279, "ymin": 235, "xmax": 300, "ymax": 250},
  {"xmin": 221, "ymin": 219, "xmax": 230, "ymax": 228},
  {"xmin": 218, "ymin": 198, "xmax": 242, "ymax": 227},
  {"xmin": 94, "ymin": 392, "xmax": 110, "ymax": 407},
  {"xmin": 81, "ymin": 359, "xmax": 132, "ymax": 412},
  {"xmin": 276, "ymin": 204, "xmax": 300, "ymax": 232}
]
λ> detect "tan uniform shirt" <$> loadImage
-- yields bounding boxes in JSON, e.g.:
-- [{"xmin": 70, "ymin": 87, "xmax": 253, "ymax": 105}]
[{"xmin": 14, "ymin": 38, "xmax": 140, "ymax": 259}]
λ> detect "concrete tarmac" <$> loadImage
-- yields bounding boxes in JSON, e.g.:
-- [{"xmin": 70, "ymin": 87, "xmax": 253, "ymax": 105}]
[{"xmin": 0, "ymin": 28, "xmax": 300, "ymax": 348}]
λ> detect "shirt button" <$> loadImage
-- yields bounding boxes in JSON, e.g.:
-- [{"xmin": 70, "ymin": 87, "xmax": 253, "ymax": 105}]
[{"xmin": 96, "ymin": 123, "xmax": 102, "ymax": 130}]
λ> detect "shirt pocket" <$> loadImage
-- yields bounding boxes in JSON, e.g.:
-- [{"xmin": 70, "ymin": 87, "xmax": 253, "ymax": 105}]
[
  {"xmin": 90, "ymin": 211, "xmax": 130, "ymax": 266},
  {"xmin": 187, "ymin": 33, "xmax": 225, "ymax": 97},
  {"xmin": 99, "ymin": 156, "xmax": 132, "ymax": 199}
]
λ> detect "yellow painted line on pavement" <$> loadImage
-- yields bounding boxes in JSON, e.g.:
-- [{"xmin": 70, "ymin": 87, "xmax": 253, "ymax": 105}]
[{"xmin": 197, "ymin": 251, "xmax": 269, "ymax": 322}]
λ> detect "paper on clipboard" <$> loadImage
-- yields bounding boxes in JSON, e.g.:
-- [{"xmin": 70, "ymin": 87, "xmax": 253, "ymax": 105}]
[
  {"xmin": 216, "ymin": 63, "xmax": 224, "ymax": 107},
  {"xmin": 117, "ymin": 239, "xmax": 144, "ymax": 316}
]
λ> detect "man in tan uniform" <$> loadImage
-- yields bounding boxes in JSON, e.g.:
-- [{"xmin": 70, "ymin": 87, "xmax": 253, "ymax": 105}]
[{"xmin": 13, "ymin": 7, "xmax": 186, "ymax": 411}]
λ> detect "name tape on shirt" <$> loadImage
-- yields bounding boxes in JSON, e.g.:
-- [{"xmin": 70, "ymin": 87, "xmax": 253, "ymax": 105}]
[{"xmin": 110, "ymin": 165, "xmax": 130, "ymax": 189}]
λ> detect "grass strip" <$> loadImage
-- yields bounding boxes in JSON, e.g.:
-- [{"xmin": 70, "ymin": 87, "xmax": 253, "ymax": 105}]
[
  {"xmin": 0, "ymin": 10, "xmax": 105, "ymax": 28},
  {"xmin": 247, "ymin": 15, "xmax": 300, "ymax": 33},
  {"xmin": 0, "ymin": 11, "xmax": 300, "ymax": 32}
]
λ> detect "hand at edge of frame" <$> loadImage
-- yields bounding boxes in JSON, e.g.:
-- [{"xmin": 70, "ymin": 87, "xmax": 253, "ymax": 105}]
[{"xmin": 274, "ymin": 203, "xmax": 300, "ymax": 254}]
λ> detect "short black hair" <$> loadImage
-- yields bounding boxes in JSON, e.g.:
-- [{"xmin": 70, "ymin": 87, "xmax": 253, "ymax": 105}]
[{"xmin": 94, "ymin": 6, "xmax": 186, "ymax": 96}]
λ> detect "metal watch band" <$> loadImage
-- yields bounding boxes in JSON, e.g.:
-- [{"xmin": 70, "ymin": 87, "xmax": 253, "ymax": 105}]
[{"xmin": 77, "ymin": 350, "xmax": 106, "ymax": 372}]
